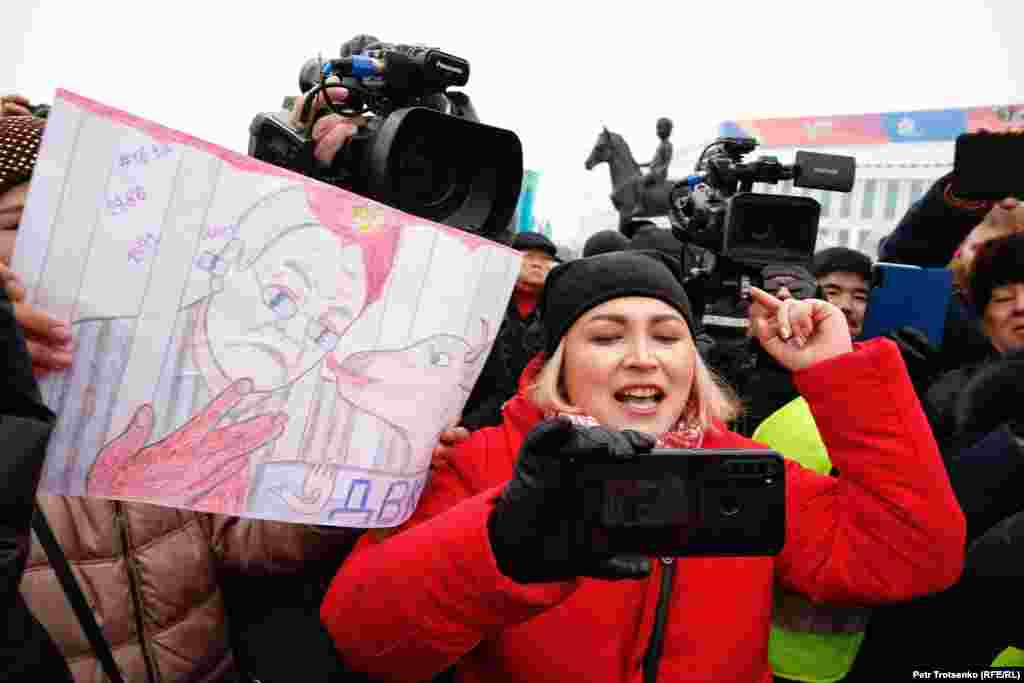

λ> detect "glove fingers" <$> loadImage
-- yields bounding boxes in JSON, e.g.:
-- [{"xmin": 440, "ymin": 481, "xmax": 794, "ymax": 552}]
[
  {"xmin": 518, "ymin": 417, "xmax": 581, "ymax": 461},
  {"xmin": 569, "ymin": 426, "xmax": 657, "ymax": 460},
  {"xmin": 621, "ymin": 429, "xmax": 657, "ymax": 454},
  {"xmin": 588, "ymin": 554, "xmax": 652, "ymax": 580}
]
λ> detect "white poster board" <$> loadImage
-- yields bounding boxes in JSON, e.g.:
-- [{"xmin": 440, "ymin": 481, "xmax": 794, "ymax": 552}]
[{"xmin": 14, "ymin": 90, "xmax": 521, "ymax": 528}]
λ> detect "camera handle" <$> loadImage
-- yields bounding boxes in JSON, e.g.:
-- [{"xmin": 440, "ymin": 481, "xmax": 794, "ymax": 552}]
[{"xmin": 445, "ymin": 92, "xmax": 480, "ymax": 123}]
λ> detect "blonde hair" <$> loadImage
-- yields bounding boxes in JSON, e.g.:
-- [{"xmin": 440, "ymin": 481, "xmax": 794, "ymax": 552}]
[{"xmin": 529, "ymin": 338, "xmax": 742, "ymax": 431}]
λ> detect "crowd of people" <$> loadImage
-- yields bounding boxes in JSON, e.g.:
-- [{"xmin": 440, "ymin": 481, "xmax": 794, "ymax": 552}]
[{"xmin": 1, "ymin": 84, "xmax": 1022, "ymax": 683}]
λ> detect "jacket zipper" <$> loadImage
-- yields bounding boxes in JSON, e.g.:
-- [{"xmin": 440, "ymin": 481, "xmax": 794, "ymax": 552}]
[
  {"xmin": 642, "ymin": 558, "xmax": 676, "ymax": 683},
  {"xmin": 114, "ymin": 502, "xmax": 160, "ymax": 683}
]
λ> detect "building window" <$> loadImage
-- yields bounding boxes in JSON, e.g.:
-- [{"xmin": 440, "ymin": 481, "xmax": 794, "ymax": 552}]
[
  {"xmin": 857, "ymin": 229, "xmax": 871, "ymax": 251},
  {"xmin": 861, "ymin": 179, "xmax": 878, "ymax": 220},
  {"xmin": 909, "ymin": 180, "xmax": 926, "ymax": 205},
  {"xmin": 884, "ymin": 180, "xmax": 900, "ymax": 220},
  {"xmin": 840, "ymin": 189, "xmax": 853, "ymax": 219},
  {"xmin": 818, "ymin": 190, "xmax": 833, "ymax": 217}
]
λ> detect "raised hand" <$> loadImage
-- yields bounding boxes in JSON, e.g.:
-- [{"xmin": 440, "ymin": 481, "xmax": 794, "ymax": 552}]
[
  {"xmin": 748, "ymin": 286, "xmax": 853, "ymax": 372},
  {"xmin": 87, "ymin": 378, "xmax": 288, "ymax": 511}
]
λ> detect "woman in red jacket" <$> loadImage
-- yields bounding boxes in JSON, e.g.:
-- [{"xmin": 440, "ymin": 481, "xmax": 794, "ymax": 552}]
[{"xmin": 321, "ymin": 250, "xmax": 965, "ymax": 683}]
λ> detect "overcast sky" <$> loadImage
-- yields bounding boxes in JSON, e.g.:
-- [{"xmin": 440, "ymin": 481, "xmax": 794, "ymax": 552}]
[{"xmin": 4, "ymin": 0, "xmax": 1022, "ymax": 245}]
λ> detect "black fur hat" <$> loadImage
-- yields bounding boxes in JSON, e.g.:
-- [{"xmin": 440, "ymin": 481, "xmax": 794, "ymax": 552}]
[{"xmin": 969, "ymin": 233, "xmax": 1024, "ymax": 312}]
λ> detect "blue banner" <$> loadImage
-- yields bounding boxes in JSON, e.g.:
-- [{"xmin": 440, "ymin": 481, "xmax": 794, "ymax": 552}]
[{"xmin": 881, "ymin": 109, "xmax": 969, "ymax": 143}]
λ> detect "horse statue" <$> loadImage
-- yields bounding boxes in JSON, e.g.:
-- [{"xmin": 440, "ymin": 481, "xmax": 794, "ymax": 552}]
[{"xmin": 585, "ymin": 127, "xmax": 675, "ymax": 232}]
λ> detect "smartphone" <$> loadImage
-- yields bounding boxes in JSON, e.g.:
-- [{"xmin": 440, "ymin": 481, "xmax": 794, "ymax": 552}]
[
  {"xmin": 953, "ymin": 131, "xmax": 1024, "ymax": 200},
  {"xmin": 859, "ymin": 262, "xmax": 952, "ymax": 346},
  {"xmin": 569, "ymin": 449, "xmax": 786, "ymax": 557}
]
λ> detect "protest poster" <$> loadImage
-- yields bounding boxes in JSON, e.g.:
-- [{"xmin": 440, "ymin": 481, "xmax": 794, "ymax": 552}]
[{"xmin": 14, "ymin": 90, "xmax": 521, "ymax": 528}]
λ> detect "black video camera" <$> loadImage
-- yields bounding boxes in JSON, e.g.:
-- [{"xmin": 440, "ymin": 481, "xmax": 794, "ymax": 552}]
[
  {"xmin": 248, "ymin": 39, "xmax": 524, "ymax": 240},
  {"xmin": 668, "ymin": 137, "xmax": 855, "ymax": 310}
]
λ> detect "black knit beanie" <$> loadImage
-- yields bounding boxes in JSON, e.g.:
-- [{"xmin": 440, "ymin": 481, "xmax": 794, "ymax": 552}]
[
  {"xmin": 762, "ymin": 263, "xmax": 817, "ymax": 300},
  {"xmin": 628, "ymin": 227, "xmax": 684, "ymax": 263},
  {"xmin": 583, "ymin": 229, "xmax": 630, "ymax": 257},
  {"xmin": 538, "ymin": 250, "xmax": 694, "ymax": 355},
  {"xmin": 969, "ymin": 233, "xmax": 1024, "ymax": 312}
]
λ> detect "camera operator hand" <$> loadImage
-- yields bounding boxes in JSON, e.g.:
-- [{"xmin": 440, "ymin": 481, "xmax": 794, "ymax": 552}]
[
  {"xmin": 748, "ymin": 286, "xmax": 852, "ymax": 372},
  {"xmin": 487, "ymin": 417, "xmax": 656, "ymax": 584},
  {"xmin": 288, "ymin": 77, "xmax": 366, "ymax": 167}
]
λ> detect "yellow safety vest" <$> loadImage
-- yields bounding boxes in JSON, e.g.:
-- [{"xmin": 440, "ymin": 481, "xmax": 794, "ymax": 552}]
[
  {"xmin": 993, "ymin": 647, "xmax": 1024, "ymax": 667},
  {"xmin": 754, "ymin": 398, "xmax": 871, "ymax": 683}
]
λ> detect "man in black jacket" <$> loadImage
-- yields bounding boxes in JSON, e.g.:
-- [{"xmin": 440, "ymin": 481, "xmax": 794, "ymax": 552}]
[{"xmin": 460, "ymin": 232, "xmax": 558, "ymax": 431}]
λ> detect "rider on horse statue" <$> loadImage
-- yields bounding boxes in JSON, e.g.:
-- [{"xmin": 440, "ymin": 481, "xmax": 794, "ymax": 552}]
[
  {"xmin": 639, "ymin": 118, "xmax": 674, "ymax": 189},
  {"xmin": 586, "ymin": 117, "xmax": 676, "ymax": 228},
  {"xmin": 630, "ymin": 117, "xmax": 674, "ymax": 217}
]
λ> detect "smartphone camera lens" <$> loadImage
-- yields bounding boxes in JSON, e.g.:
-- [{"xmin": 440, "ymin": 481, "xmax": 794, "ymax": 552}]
[{"xmin": 720, "ymin": 495, "xmax": 741, "ymax": 517}]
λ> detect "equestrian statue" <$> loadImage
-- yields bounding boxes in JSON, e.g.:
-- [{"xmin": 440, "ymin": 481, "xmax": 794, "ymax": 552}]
[{"xmin": 585, "ymin": 117, "xmax": 676, "ymax": 233}]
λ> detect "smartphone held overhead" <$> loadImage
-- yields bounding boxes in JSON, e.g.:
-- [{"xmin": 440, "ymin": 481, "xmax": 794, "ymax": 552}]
[{"xmin": 953, "ymin": 131, "xmax": 1024, "ymax": 201}]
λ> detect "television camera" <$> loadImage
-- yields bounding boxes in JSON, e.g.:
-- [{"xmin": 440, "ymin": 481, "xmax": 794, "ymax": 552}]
[
  {"xmin": 248, "ymin": 39, "xmax": 523, "ymax": 240},
  {"xmin": 668, "ymin": 137, "xmax": 855, "ymax": 315}
]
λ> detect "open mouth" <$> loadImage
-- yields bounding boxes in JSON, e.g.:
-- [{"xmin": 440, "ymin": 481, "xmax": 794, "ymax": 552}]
[{"xmin": 614, "ymin": 386, "xmax": 665, "ymax": 411}]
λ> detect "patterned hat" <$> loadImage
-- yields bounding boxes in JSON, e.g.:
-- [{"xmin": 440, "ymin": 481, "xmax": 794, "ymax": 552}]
[{"xmin": 0, "ymin": 115, "xmax": 45, "ymax": 195}]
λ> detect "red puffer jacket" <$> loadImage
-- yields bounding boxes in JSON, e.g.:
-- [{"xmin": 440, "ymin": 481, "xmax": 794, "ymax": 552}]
[{"xmin": 321, "ymin": 339, "xmax": 966, "ymax": 683}]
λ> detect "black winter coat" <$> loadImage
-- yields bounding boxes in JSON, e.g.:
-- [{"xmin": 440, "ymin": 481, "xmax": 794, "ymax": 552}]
[
  {"xmin": 877, "ymin": 171, "xmax": 992, "ymax": 268},
  {"xmin": 0, "ymin": 287, "xmax": 70, "ymax": 682},
  {"xmin": 849, "ymin": 356, "xmax": 1024, "ymax": 678},
  {"xmin": 460, "ymin": 299, "xmax": 542, "ymax": 431}
]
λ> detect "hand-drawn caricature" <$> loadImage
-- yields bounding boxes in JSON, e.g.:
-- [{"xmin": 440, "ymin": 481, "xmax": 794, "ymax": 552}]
[
  {"xmin": 20, "ymin": 90, "xmax": 519, "ymax": 528},
  {"xmin": 263, "ymin": 322, "xmax": 492, "ymax": 518},
  {"xmin": 85, "ymin": 184, "xmax": 401, "ymax": 515}
]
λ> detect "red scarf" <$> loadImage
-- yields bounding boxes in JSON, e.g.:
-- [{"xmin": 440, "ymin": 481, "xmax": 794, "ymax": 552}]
[{"xmin": 513, "ymin": 288, "xmax": 538, "ymax": 319}]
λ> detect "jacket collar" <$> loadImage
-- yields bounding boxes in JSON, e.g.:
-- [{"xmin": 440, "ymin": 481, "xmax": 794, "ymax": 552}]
[{"xmin": 500, "ymin": 353, "xmax": 546, "ymax": 433}]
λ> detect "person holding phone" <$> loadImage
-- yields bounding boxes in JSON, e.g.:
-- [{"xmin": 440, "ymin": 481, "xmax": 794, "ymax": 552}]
[{"xmin": 320, "ymin": 249, "xmax": 964, "ymax": 683}]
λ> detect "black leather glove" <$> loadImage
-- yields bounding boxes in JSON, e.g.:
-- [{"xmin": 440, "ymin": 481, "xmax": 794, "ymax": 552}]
[
  {"xmin": 487, "ymin": 418, "xmax": 656, "ymax": 584},
  {"xmin": 886, "ymin": 326, "xmax": 942, "ymax": 397},
  {"xmin": 956, "ymin": 349, "xmax": 1024, "ymax": 446}
]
